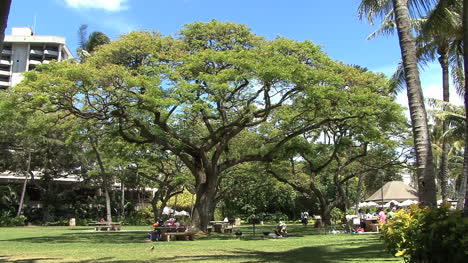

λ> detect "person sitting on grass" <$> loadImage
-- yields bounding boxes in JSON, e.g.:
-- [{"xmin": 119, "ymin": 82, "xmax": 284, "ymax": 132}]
[{"xmin": 275, "ymin": 221, "xmax": 287, "ymax": 237}]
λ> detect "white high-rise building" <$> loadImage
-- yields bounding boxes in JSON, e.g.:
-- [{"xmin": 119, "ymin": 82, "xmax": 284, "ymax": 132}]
[{"xmin": 0, "ymin": 27, "xmax": 73, "ymax": 89}]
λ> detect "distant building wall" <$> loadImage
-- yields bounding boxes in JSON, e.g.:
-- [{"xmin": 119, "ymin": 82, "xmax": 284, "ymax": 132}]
[{"xmin": 0, "ymin": 27, "xmax": 73, "ymax": 89}]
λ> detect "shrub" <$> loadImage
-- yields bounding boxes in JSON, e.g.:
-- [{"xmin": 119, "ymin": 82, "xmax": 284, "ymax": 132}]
[
  {"xmin": 330, "ymin": 207, "xmax": 344, "ymax": 223},
  {"xmin": 380, "ymin": 204, "xmax": 468, "ymax": 263},
  {"xmin": 121, "ymin": 205, "xmax": 154, "ymax": 225},
  {"xmin": 0, "ymin": 211, "xmax": 26, "ymax": 226}
]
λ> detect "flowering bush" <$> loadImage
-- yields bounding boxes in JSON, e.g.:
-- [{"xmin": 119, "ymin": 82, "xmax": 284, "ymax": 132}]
[{"xmin": 380, "ymin": 203, "xmax": 468, "ymax": 263}]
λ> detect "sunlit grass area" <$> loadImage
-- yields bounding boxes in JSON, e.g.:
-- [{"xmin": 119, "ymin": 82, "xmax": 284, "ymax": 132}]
[{"xmin": 0, "ymin": 224, "xmax": 402, "ymax": 263}]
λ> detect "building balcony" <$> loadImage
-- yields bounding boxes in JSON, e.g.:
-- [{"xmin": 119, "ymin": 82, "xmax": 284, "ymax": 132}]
[
  {"xmin": 0, "ymin": 59, "xmax": 11, "ymax": 65},
  {"xmin": 0, "ymin": 70, "xmax": 10, "ymax": 76},
  {"xmin": 44, "ymin": 49, "xmax": 58, "ymax": 56},
  {"xmin": 29, "ymin": 59, "xmax": 42, "ymax": 65},
  {"xmin": 30, "ymin": 49, "xmax": 44, "ymax": 55},
  {"xmin": 0, "ymin": 80, "xmax": 10, "ymax": 87}
]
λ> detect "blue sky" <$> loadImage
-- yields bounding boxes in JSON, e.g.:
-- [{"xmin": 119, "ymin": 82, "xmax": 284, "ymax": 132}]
[{"xmin": 6, "ymin": 0, "xmax": 460, "ymax": 105}]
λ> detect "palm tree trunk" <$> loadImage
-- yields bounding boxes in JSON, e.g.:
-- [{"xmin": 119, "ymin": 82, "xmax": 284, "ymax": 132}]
[
  {"xmin": 462, "ymin": 0, "xmax": 468, "ymax": 216},
  {"xmin": 392, "ymin": 0, "xmax": 437, "ymax": 206},
  {"xmin": 0, "ymin": 0, "xmax": 12, "ymax": 55},
  {"xmin": 439, "ymin": 48, "xmax": 450, "ymax": 201}
]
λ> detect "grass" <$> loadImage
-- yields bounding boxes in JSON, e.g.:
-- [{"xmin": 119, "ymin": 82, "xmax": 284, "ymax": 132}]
[{"xmin": 0, "ymin": 223, "xmax": 403, "ymax": 263}]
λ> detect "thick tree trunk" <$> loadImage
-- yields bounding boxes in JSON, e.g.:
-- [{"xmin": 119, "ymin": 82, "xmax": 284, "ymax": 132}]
[
  {"xmin": 151, "ymin": 192, "xmax": 161, "ymax": 221},
  {"xmin": 320, "ymin": 204, "xmax": 332, "ymax": 226},
  {"xmin": 0, "ymin": 0, "xmax": 12, "ymax": 55},
  {"xmin": 104, "ymin": 186, "xmax": 112, "ymax": 223},
  {"xmin": 463, "ymin": 0, "xmax": 468, "ymax": 216},
  {"xmin": 309, "ymin": 182, "xmax": 333, "ymax": 226},
  {"xmin": 438, "ymin": 49, "xmax": 450, "ymax": 201},
  {"xmin": 392, "ymin": 0, "xmax": 437, "ymax": 207},
  {"xmin": 191, "ymin": 169, "xmax": 218, "ymax": 232},
  {"xmin": 150, "ymin": 190, "xmax": 171, "ymax": 222}
]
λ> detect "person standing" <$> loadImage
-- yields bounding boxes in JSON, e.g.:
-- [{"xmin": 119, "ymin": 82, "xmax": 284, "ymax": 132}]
[{"xmin": 301, "ymin": 211, "xmax": 309, "ymax": 226}]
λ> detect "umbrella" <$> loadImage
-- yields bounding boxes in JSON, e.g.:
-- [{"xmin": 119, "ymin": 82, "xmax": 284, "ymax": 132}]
[
  {"xmin": 162, "ymin": 207, "xmax": 174, "ymax": 215},
  {"xmin": 358, "ymin": 202, "xmax": 369, "ymax": 207},
  {"xmin": 174, "ymin": 210, "xmax": 190, "ymax": 217},
  {"xmin": 365, "ymin": 201, "xmax": 379, "ymax": 207},
  {"xmin": 383, "ymin": 200, "xmax": 400, "ymax": 208},
  {"xmin": 400, "ymin": 200, "xmax": 418, "ymax": 206}
]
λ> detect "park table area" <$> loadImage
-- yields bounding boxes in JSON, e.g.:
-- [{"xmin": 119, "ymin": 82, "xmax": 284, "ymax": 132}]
[
  {"xmin": 150, "ymin": 226, "xmax": 194, "ymax": 241},
  {"xmin": 364, "ymin": 217, "xmax": 380, "ymax": 232},
  {"xmin": 209, "ymin": 221, "xmax": 233, "ymax": 233}
]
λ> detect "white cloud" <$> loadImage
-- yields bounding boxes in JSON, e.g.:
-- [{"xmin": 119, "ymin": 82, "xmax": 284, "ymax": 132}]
[{"xmin": 64, "ymin": 0, "xmax": 129, "ymax": 12}]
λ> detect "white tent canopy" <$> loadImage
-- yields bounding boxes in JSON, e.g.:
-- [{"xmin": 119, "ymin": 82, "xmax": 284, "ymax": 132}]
[
  {"xmin": 358, "ymin": 201, "xmax": 379, "ymax": 207},
  {"xmin": 365, "ymin": 181, "xmax": 418, "ymax": 203},
  {"xmin": 400, "ymin": 200, "xmax": 418, "ymax": 206},
  {"xmin": 383, "ymin": 200, "xmax": 400, "ymax": 208}
]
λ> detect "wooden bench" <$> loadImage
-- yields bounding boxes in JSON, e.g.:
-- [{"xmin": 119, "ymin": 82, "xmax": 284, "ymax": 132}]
[
  {"xmin": 89, "ymin": 222, "xmax": 122, "ymax": 231},
  {"xmin": 150, "ymin": 230, "xmax": 195, "ymax": 241}
]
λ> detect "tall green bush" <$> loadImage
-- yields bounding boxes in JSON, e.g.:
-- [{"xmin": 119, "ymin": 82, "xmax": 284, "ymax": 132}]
[
  {"xmin": 0, "ymin": 211, "xmax": 26, "ymax": 226},
  {"xmin": 380, "ymin": 204, "xmax": 468, "ymax": 263}
]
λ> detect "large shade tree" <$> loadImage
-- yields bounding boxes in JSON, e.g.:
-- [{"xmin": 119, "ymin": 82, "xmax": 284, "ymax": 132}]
[
  {"xmin": 358, "ymin": 0, "xmax": 437, "ymax": 206},
  {"xmin": 14, "ymin": 21, "xmax": 405, "ymax": 230}
]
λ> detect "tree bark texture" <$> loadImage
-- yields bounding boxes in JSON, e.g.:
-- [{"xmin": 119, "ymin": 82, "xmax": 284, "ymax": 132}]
[
  {"xmin": 191, "ymin": 168, "xmax": 218, "ymax": 232},
  {"xmin": 17, "ymin": 151, "xmax": 31, "ymax": 217},
  {"xmin": 462, "ymin": 0, "xmax": 468, "ymax": 216},
  {"xmin": 392, "ymin": 0, "xmax": 437, "ymax": 206},
  {"xmin": 438, "ymin": 48, "xmax": 450, "ymax": 201}
]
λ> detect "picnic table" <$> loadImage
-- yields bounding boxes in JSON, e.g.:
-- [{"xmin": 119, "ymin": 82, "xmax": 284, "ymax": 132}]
[
  {"xmin": 209, "ymin": 221, "xmax": 233, "ymax": 233},
  {"xmin": 89, "ymin": 222, "xmax": 122, "ymax": 231},
  {"xmin": 364, "ymin": 217, "xmax": 379, "ymax": 232},
  {"xmin": 150, "ymin": 226, "xmax": 195, "ymax": 241}
]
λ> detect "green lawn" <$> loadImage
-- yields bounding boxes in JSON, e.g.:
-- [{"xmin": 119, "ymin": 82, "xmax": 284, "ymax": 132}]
[{"xmin": 0, "ymin": 224, "xmax": 402, "ymax": 263}]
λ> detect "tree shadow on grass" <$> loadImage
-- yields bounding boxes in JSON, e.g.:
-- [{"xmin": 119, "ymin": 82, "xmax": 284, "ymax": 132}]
[
  {"xmin": 0, "ymin": 243, "xmax": 399, "ymax": 263},
  {"xmin": 153, "ymin": 243, "xmax": 399, "ymax": 263},
  {"xmin": 0, "ymin": 257, "xmax": 63, "ymax": 263},
  {"xmin": 0, "ymin": 231, "xmax": 150, "ymax": 244}
]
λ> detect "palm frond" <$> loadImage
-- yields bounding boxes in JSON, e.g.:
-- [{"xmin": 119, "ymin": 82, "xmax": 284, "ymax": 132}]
[
  {"xmin": 388, "ymin": 61, "xmax": 406, "ymax": 94},
  {"xmin": 358, "ymin": 0, "xmax": 393, "ymax": 25},
  {"xmin": 449, "ymin": 40, "xmax": 465, "ymax": 97},
  {"xmin": 78, "ymin": 24, "xmax": 88, "ymax": 50},
  {"xmin": 366, "ymin": 10, "xmax": 396, "ymax": 40},
  {"xmin": 86, "ymin": 31, "xmax": 111, "ymax": 53}
]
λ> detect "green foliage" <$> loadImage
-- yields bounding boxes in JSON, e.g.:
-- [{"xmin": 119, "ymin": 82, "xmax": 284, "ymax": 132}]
[
  {"xmin": 257, "ymin": 212, "xmax": 288, "ymax": 222},
  {"xmin": 0, "ymin": 211, "xmax": 26, "ymax": 226},
  {"xmin": 121, "ymin": 205, "xmax": 154, "ymax": 225},
  {"xmin": 381, "ymin": 204, "xmax": 468, "ymax": 263},
  {"xmin": 330, "ymin": 207, "xmax": 344, "ymax": 221}
]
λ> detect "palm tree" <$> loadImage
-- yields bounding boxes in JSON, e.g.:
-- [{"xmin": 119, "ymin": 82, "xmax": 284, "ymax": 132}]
[
  {"xmin": 368, "ymin": 2, "xmax": 464, "ymax": 201},
  {"xmin": 429, "ymin": 98, "xmax": 466, "ymax": 206},
  {"xmin": 0, "ymin": 0, "xmax": 12, "ymax": 55},
  {"xmin": 461, "ymin": 0, "xmax": 468, "ymax": 216},
  {"xmin": 77, "ymin": 25, "xmax": 110, "ymax": 60},
  {"xmin": 422, "ymin": 1, "xmax": 463, "ymax": 200},
  {"xmin": 358, "ymin": 0, "xmax": 437, "ymax": 206}
]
